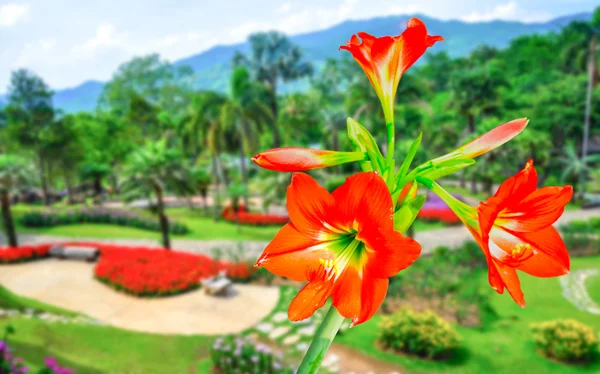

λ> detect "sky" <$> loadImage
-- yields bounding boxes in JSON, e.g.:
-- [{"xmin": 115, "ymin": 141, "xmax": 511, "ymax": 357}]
[{"xmin": 0, "ymin": 0, "xmax": 597, "ymax": 91}]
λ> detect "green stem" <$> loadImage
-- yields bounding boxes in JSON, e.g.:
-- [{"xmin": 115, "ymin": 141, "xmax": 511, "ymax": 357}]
[
  {"xmin": 386, "ymin": 122, "xmax": 396, "ymax": 188},
  {"xmin": 297, "ymin": 305, "xmax": 345, "ymax": 374}
]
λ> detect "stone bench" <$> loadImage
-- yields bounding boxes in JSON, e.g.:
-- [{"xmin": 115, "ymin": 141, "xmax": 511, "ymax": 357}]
[
  {"xmin": 49, "ymin": 245, "xmax": 100, "ymax": 262},
  {"xmin": 202, "ymin": 275, "xmax": 233, "ymax": 296}
]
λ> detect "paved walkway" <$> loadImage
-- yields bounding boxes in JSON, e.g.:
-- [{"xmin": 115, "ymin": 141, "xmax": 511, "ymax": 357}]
[
  {"xmin": 4, "ymin": 208, "xmax": 599, "ymax": 261},
  {"xmin": 0, "ymin": 259, "xmax": 279, "ymax": 335}
]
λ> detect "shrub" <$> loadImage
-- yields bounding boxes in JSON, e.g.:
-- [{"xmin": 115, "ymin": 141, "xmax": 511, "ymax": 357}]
[
  {"xmin": 93, "ymin": 247, "xmax": 222, "ymax": 296},
  {"xmin": 20, "ymin": 207, "xmax": 189, "ymax": 235},
  {"xmin": 222, "ymin": 204, "xmax": 289, "ymax": 226},
  {"xmin": 211, "ymin": 336, "xmax": 294, "ymax": 374},
  {"xmin": 560, "ymin": 219, "xmax": 600, "ymax": 256},
  {"xmin": 378, "ymin": 307, "xmax": 460, "ymax": 359},
  {"xmin": 531, "ymin": 319, "xmax": 599, "ymax": 362},
  {"xmin": 0, "ymin": 244, "xmax": 53, "ymax": 264}
]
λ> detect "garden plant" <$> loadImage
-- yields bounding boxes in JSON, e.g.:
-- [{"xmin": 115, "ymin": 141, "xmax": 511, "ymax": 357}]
[{"xmin": 251, "ymin": 18, "xmax": 574, "ymax": 373}]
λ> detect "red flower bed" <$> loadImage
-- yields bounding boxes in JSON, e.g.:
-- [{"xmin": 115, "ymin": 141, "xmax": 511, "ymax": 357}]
[
  {"xmin": 0, "ymin": 241, "xmax": 255, "ymax": 297},
  {"xmin": 417, "ymin": 208, "xmax": 461, "ymax": 225},
  {"xmin": 223, "ymin": 262, "xmax": 256, "ymax": 283},
  {"xmin": 0, "ymin": 244, "xmax": 53, "ymax": 263},
  {"xmin": 94, "ymin": 247, "xmax": 222, "ymax": 296},
  {"xmin": 222, "ymin": 204, "xmax": 289, "ymax": 226}
]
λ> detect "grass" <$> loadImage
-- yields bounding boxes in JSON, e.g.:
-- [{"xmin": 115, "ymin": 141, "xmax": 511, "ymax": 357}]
[
  {"xmin": 11, "ymin": 204, "xmax": 446, "ymax": 241},
  {"xmin": 585, "ymin": 272, "xmax": 600, "ymax": 304},
  {"xmin": 335, "ymin": 255, "xmax": 600, "ymax": 374},
  {"xmin": 0, "ymin": 279, "xmax": 216, "ymax": 373},
  {"xmin": 0, "ymin": 318, "xmax": 214, "ymax": 373}
]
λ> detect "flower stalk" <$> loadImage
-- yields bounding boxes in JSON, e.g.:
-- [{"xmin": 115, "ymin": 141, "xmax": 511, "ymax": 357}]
[{"xmin": 297, "ymin": 305, "xmax": 345, "ymax": 374}]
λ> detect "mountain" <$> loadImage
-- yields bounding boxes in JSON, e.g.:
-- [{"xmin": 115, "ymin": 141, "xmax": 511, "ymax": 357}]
[
  {"xmin": 25, "ymin": 12, "xmax": 596, "ymax": 113},
  {"xmin": 53, "ymin": 80, "xmax": 104, "ymax": 113}
]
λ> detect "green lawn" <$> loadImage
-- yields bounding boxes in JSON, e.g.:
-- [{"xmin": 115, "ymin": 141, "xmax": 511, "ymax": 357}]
[
  {"xmin": 0, "ymin": 283, "xmax": 215, "ymax": 373},
  {"xmin": 336, "ymin": 255, "xmax": 600, "ymax": 374},
  {"xmin": 0, "ymin": 319, "xmax": 214, "ymax": 373},
  {"xmin": 586, "ymin": 271, "xmax": 600, "ymax": 304},
  {"xmin": 11, "ymin": 204, "xmax": 446, "ymax": 241}
]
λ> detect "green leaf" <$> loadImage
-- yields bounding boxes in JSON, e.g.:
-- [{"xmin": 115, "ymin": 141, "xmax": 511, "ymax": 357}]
[
  {"xmin": 394, "ymin": 195, "xmax": 426, "ymax": 233},
  {"xmin": 396, "ymin": 133, "xmax": 422, "ymax": 182},
  {"xmin": 347, "ymin": 117, "xmax": 385, "ymax": 173},
  {"xmin": 420, "ymin": 159, "xmax": 476, "ymax": 180}
]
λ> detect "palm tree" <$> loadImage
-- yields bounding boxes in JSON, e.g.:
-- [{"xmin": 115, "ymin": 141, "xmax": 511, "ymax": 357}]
[
  {"xmin": 121, "ymin": 140, "xmax": 193, "ymax": 249},
  {"xmin": 0, "ymin": 156, "xmax": 35, "ymax": 247},
  {"xmin": 185, "ymin": 91, "xmax": 228, "ymax": 221},
  {"xmin": 558, "ymin": 142, "xmax": 600, "ymax": 200},
  {"xmin": 220, "ymin": 67, "xmax": 272, "ymax": 207},
  {"xmin": 233, "ymin": 31, "xmax": 313, "ymax": 147},
  {"xmin": 190, "ymin": 167, "xmax": 211, "ymax": 215}
]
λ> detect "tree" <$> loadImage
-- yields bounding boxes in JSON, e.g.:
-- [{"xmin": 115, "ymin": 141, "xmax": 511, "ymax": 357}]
[
  {"xmin": 121, "ymin": 140, "xmax": 193, "ymax": 249},
  {"xmin": 39, "ymin": 114, "xmax": 83, "ymax": 204},
  {"xmin": 4, "ymin": 69, "xmax": 54, "ymax": 205},
  {"xmin": 234, "ymin": 32, "xmax": 313, "ymax": 147},
  {"xmin": 220, "ymin": 67, "xmax": 273, "ymax": 206},
  {"xmin": 187, "ymin": 91, "xmax": 228, "ymax": 221},
  {"xmin": 99, "ymin": 54, "xmax": 193, "ymax": 117},
  {"xmin": 558, "ymin": 142, "xmax": 600, "ymax": 200},
  {"xmin": 0, "ymin": 156, "xmax": 35, "ymax": 247},
  {"xmin": 190, "ymin": 167, "xmax": 211, "ymax": 215}
]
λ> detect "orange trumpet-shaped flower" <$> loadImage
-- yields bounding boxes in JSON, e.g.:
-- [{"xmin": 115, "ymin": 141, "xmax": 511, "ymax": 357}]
[
  {"xmin": 474, "ymin": 160, "xmax": 573, "ymax": 307},
  {"xmin": 255, "ymin": 172, "xmax": 421, "ymax": 326},
  {"xmin": 251, "ymin": 147, "xmax": 366, "ymax": 172},
  {"xmin": 340, "ymin": 18, "xmax": 443, "ymax": 124}
]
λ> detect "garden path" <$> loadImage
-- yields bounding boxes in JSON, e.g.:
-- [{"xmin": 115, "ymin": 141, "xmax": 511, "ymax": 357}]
[
  {"xmin": 0, "ymin": 259, "xmax": 279, "ymax": 335},
  {"xmin": 5, "ymin": 207, "xmax": 599, "ymax": 260}
]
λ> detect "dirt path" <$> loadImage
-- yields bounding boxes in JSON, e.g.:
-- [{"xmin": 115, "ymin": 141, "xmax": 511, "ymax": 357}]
[{"xmin": 0, "ymin": 259, "xmax": 279, "ymax": 335}]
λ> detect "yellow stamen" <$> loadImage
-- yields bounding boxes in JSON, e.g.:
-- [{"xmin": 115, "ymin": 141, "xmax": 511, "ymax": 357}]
[{"xmin": 512, "ymin": 243, "xmax": 531, "ymax": 257}]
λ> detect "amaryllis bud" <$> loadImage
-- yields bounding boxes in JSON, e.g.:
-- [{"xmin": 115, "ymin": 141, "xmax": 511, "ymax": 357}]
[
  {"xmin": 347, "ymin": 117, "xmax": 386, "ymax": 172},
  {"xmin": 251, "ymin": 147, "xmax": 366, "ymax": 172},
  {"xmin": 435, "ymin": 118, "xmax": 529, "ymax": 163}
]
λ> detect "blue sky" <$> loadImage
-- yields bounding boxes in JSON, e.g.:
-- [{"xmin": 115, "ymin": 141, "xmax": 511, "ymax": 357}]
[{"xmin": 1, "ymin": 0, "xmax": 597, "ymax": 91}]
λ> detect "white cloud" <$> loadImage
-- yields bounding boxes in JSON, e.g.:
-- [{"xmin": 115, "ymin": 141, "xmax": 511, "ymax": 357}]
[
  {"xmin": 0, "ymin": 3, "xmax": 29, "ymax": 27},
  {"xmin": 461, "ymin": 1, "xmax": 551, "ymax": 23},
  {"xmin": 275, "ymin": 2, "xmax": 291, "ymax": 14}
]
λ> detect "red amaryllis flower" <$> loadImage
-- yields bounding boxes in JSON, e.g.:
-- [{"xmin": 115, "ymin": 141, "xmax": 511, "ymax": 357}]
[
  {"xmin": 475, "ymin": 160, "xmax": 573, "ymax": 306},
  {"xmin": 255, "ymin": 172, "xmax": 421, "ymax": 325},
  {"xmin": 251, "ymin": 147, "xmax": 365, "ymax": 172},
  {"xmin": 340, "ymin": 18, "xmax": 443, "ymax": 124}
]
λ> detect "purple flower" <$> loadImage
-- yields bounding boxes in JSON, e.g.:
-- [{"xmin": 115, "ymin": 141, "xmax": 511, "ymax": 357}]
[
  {"xmin": 250, "ymin": 355, "xmax": 259, "ymax": 363},
  {"xmin": 44, "ymin": 357, "xmax": 58, "ymax": 368}
]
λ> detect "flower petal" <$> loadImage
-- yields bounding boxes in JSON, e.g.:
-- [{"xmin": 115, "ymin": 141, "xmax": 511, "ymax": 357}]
[
  {"xmin": 332, "ymin": 266, "xmax": 388, "ymax": 326},
  {"xmin": 256, "ymin": 223, "xmax": 334, "ymax": 282},
  {"xmin": 487, "ymin": 159, "xmax": 538, "ymax": 210},
  {"xmin": 398, "ymin": 18, "xmax": 444, "ymax": 76},
  {"xmin": 499, "ymin": 186, "xmax": 573, "ymax": 232},
  {"xmin": 493, "ymin": 259, "xmax": 525, "ymax": 307},
  {"xmin": 361, "ymin": 225, "xmax": 421, "ymax": 278},
  {"xmin": 288, "ymin": 279, "xmax": 335, "ymax": 321},
  {"xmin": 332, "ymin": 172, "xmax": 394, "ymax": 231},
  {"xmin": 287, "ymin": 173, "xmax": 337, "ymax": 240},
  {"xmin": 516, "ymin": 226, "xmax": 570, "ymax": 277}
]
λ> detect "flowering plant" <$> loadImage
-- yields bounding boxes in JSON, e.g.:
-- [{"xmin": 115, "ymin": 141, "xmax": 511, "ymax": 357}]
[
  {"xmin": 211, "ymin": 336, "xmax": 294, "ymax": 374},
  {"xmin": 251, "ymin": 17, "xmax": 572, "ymax": 373},
  {"xmin": 93, "ymin": 247, "xmax": 222, "ymax": 296},
  {"xmin": 0, "ymin": 244, "xmax": 53, "ymax": 263}
]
